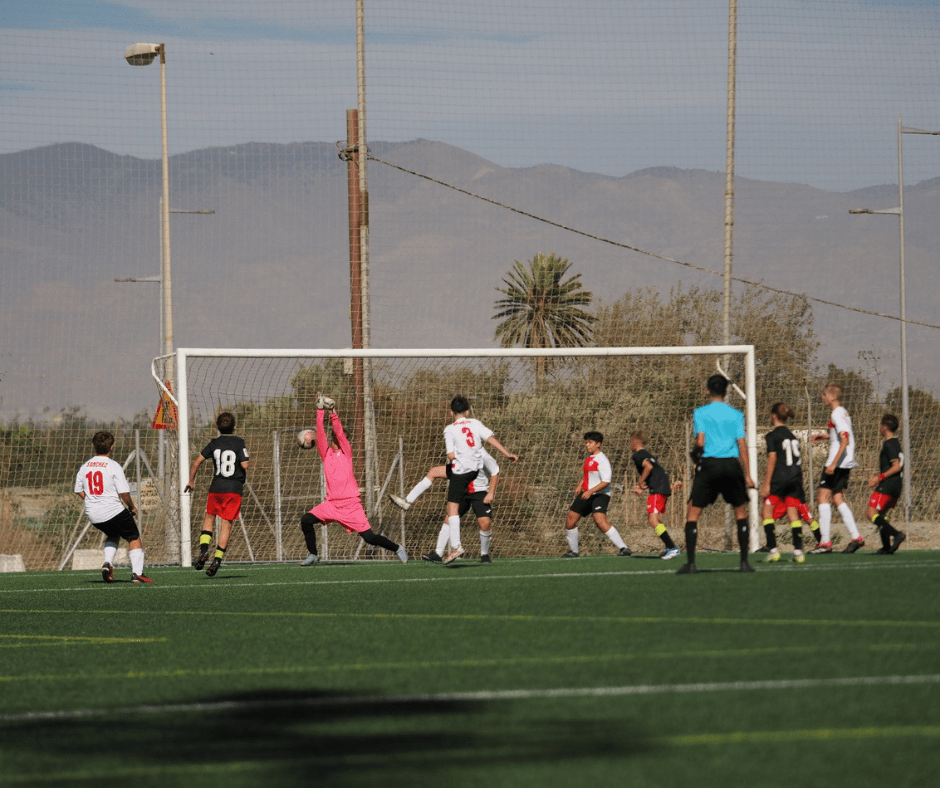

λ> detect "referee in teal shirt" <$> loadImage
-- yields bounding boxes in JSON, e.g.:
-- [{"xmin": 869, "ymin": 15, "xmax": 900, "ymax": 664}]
[{"xmin": 678, "ymin": 375, "xmax": 756, "ymax": 574}]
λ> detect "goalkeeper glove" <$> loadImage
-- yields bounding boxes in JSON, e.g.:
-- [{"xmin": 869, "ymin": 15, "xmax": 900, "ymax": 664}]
[{"xmin": 316, "ymin": 394, "xmax": 335, "ymax": 410}]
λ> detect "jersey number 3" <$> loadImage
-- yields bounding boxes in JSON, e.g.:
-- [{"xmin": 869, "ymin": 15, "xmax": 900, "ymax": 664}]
[{"xmin": 461, "ymin": 426, "xmax": 476, "ymax": 447}]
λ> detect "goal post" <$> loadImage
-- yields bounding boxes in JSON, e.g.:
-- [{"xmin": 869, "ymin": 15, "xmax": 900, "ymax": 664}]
[{"xmin": 155, "ymin": 346, "xmax": 758, "ymax": 566}]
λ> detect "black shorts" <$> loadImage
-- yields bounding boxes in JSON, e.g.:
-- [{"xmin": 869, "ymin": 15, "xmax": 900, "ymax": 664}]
[
  {"xmin": 690, "ymin": 457, "xmax": 749, "ymax": 509},
  {"xmin": 569, "ymin": 492, "xmax": 610, "ymax": 517},
  {"xmin": 459, "ymin": 491, "xmax": 493, "ymax": 520},
  {"xmin": 819, "ymin": 467, "xmax": 851, "ymax": 494},
  {"xmin": 769, "ymin": 476, "xmax": 806, "ymax": 502},
  {"xmin": 91, "ymin": 509, "xmax": 140, "ymax": 542},
  {"xmin": 447, "ymin": 470, "xmax": 479, "ymax": 505}
]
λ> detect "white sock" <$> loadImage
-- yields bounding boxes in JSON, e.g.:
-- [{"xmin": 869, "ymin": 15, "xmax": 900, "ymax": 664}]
[
  {"xmin": 604, "ymin": 526, "xmax": 627, "ymax": 550},
  {"xmin": 838, "ymin": 502, "xmax": 860, "ymax": 539},
  {"xmin": 406, "ymin": 476, "xmax": 433, "ymax": 504},
  {"xmin": 129, "ymin": 548, "xmax": 145, "ymax": 575},
  {"xmin": 566, "ymin": 527, "xmax": 579, "ymax": 553},
  {"xmin": 448, "ymin": 515, "xmax": 461, "ymax": 548},
  {"xmin": 103, "ymin": 542, "xmax": 118, "ymax": 565},
  {"xmin": 819, "ymin": 503, "xmax": 832, "ymax": 543},
  {"xmin": 435, "ymin": 523, "xmax": 450, "ymax": 556},
  {"xmin": 480, "ymin": 529, "xmax": 492, "ymax": 556}
]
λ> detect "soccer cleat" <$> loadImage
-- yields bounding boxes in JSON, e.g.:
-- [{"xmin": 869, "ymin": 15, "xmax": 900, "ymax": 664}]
[
  {"xmin": 421, "ymin": 551, "xmax": 443, "ymax": 563},
  {"xmin": 443, "ymin": 545, "xmax": 465, "ymax": 564},
  {"xmin": 101, "ymin": 562, "xmax": 114, "ymax": 583},
  {"xmin": 562, "ymin": 550, "xmax": 580, "ymax": 558},
  {"xmin": 300, "ymin": 553, "xmax": 320, "ymax": 566},
  {"xmin": 875, "ymin": 547, "xmax": 891, "ymax": 555},
  {"xmin": 480, "ymin": 554, "xmax": 492, "ymax": 564},
  {"xmin": 205, "ymin": 558, "xmax": 222, "ymax": 577},
  {"xmin": 793, "ymin": 549, "xmax": 805, "ymax": 564},
  {"xmin": 740, "ymin": 559, "xmax": 755, "ymax": 573},
  {"xmin": 676, "ymin": 562, "xmax": 696, "ymax": 574},
  {"xmin": 764, "ymin": 548, "xmax": 781, "ymax": 563},
  {"xmin": 660, "ymin": 547, "xmax": 681, "ymax": 560},
  {"xmin": 890, "ymin": 532, "xmax": 906, "ymax": 554},
  {"xmin": 841, "ymin": 537, "xmax": 864, "ymax": 554},
  {"xmin": 618, "ymin": 546, "xmax": 632, "ymax": 556},
  {"xmin": 396, "ymin": 545, "xmax": 409, "ymax": 564},
  {"xmin": 388, "ymin": 493, "xmax": 411, "ymax": 512},
  {"xmin": 810, "ymin": 542, "xmax": 832, "ymax": 554},
  {"xmin": 193, "ymin": 549, "xmax": 209, "ymax": 571},
  {"xmin": 132, "ymin": 573, "xmax": 154, "ymax": 584}
]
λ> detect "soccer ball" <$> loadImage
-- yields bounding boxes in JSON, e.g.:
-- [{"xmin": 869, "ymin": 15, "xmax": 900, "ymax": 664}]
[{"xmin": 297, "ymin": 429, "xmax": 315, "ymax": 450}]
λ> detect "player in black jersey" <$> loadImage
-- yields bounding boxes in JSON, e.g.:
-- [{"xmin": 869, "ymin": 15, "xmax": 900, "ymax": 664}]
[
  {"xmin": 630, "ymin": 431, "xmax": 681, "ymax": 559},
  {"xmin": 759, "ymin": 403, "xmax": 813, "ymax": 564},
  {"xmin": 184, "ymin": 412, "xmax": 250, "ymax": 576},
  {"xmin": 866, "ymin": 414, "xmax": 906, "ymax": 554}
]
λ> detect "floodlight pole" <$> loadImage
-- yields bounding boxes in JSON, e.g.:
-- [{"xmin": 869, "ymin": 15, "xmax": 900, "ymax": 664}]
[{"xmin": 848, "ymin": 115, "xmax": 940, "ymax": 523}]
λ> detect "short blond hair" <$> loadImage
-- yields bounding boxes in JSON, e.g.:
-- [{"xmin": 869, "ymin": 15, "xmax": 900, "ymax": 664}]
[
  {"xmin": 630, "ymin": 430, "xmax": 649, "ymax": 444},
  {"xmin": 824, "ymin": 383, "xmax": 843, "ymax": 400}
]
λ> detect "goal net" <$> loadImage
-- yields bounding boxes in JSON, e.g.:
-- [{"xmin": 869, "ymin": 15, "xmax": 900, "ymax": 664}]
[{"xmin": 155, "ymin": 347, "xmax": 757, "ymax": 566}]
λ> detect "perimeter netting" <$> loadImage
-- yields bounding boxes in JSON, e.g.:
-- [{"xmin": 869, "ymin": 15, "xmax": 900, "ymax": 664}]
[{"xmin": 167, "ymin": 348, "xmax": 756, "ymax": 565}]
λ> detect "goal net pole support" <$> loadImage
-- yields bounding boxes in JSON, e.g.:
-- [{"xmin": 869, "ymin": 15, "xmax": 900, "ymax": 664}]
[{"xmin": 161, "ymin": 345, "xmax": 758, "ymax": 566}]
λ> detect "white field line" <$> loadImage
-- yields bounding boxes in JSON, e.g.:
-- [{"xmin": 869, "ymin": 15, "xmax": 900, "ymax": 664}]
[
  {"xmin": 2, "ymin": 674, "xmax": 938, "ymax": 724},
  {"xmin": 0, "ymin": 558, "xmax": 935, "ymax": 595}
]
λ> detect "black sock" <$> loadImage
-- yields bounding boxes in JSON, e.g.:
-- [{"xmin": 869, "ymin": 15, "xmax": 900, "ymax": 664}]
[
  {"xmin": 684, "ymin": 521, "xmax": 697, "ymax": 563},
  {"xmin": 810, "ymin": 523, "xmax": 821, "ymax": 545},
  {"xmin": 213, "ymin": 545, "xmax": 226, "ymax": 562},
  {"xmin": 737, "ymin": 518, "xmax": 749, "ymax": 559},
  {"xmin": 763, "ymin": 521, "xmax": 777, "ymax": 550},
  {"xmin": 791, "ymin": 524, "xmax": 803, "ymax": 551},
  {"xmin": 659, "ymin": 531, "xmax": 676, "ymax": 550},
  {"xmin": 300, "ymin": 515, "xmax": 319, "ymax": 554},
  {"xmin": 873, "ymin": 514, "xmax": 896, "ymax": 550}
]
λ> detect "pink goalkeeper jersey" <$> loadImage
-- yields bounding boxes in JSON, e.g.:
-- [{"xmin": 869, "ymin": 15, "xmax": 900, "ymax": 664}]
[{"xmin": 317, "ymin": 410, "xmax": 360, "ymax": 500}]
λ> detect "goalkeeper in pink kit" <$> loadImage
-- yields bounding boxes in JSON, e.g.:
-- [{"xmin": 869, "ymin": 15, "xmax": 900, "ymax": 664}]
[{"xmin": 299, "ymin": 395, "xmax": 408, "ymax": 565}]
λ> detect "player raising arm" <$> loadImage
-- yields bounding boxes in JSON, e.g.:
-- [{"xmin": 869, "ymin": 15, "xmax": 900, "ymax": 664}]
[{"xmin": 298, "ymin": 395, "xmax": 408, "ymax": 565}]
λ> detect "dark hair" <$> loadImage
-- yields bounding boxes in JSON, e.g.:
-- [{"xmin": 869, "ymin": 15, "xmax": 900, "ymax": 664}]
[
  {"xmin": 584, "ymin": 431, "xmax": 604, "ymax": 443},
  {"xmin": 771, "ymin": 402, "xmax": 793, "ymax": 422},
  {"xmin": 630, "ymin": 430, "xmax": 648, "ymax": 444},
  {"xmin": 707, "ymin": 374, "xmax": 729, "ymax": 396},
  {"xmin": 450, "ymin": 395, "xmax": 470, "ymax": 414},
  {"xmin": 216, "ymin": 412, "xmax": 236, "ymax": 434},
  {"xmin": 92, "ymin": 431, "xmax": 115, "ymax": 455},
  {"xmin": 881, "ymin": 413, "xmax": 899, "ymax": 432}
]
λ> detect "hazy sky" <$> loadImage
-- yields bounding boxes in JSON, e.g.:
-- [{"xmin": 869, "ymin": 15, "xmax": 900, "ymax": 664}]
[{"xmin": 3, "ymin": 1, "xmax": 940, "ymax": 190}]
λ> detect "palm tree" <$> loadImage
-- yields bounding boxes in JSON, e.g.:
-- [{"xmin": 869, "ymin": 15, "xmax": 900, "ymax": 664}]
[{"xmin": 493, "ymin": 252, "xmax": 596, "ymax": 386}]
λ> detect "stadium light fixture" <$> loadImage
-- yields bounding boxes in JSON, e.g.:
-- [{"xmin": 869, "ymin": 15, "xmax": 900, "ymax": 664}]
[
  {"xmin": 124, "ymin": 42, "xmax": 173, "ymax": 367},
  {"xmin": 849, "ymin": 116, "xmax": 940, "ymax": 524}
]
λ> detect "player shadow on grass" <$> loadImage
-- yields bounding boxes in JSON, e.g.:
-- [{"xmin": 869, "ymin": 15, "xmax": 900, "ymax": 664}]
[{"xmin": 0, "ymin": 688, "xmax": 652, "ymax": 785}]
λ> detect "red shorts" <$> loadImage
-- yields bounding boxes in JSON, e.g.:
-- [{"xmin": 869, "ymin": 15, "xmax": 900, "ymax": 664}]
[
  {"xmin": 646, "ymin": 494, "xmax": 668, "ymax": 515},
  {"xmin": 312, "ymin": 497, "xmax": 371, "ymax": 533},
  {"xmin": 868, "ymin": 492, "xmax": 896, "ymax": 514},
  {"xmin": 206, "ymin": 492, "xmax": 242, "ymax": 521},
  {"xmin": 764, "ymin": 495, "xmax": 803, "ymax": 521}
]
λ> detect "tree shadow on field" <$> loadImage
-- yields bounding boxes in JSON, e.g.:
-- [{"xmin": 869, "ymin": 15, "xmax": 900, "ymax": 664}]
[{"xmin": 0, "ymin": 688, "xmax": 653, "ymax": 786}]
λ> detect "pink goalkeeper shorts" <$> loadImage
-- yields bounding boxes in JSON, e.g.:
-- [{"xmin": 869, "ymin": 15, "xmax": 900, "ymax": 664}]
[{"xmin": 311, "ymin": 497, "xmax": 371, "ymax": 533}]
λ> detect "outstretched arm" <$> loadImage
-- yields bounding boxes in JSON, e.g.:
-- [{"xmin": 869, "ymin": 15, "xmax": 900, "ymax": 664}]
[
  {"xmin": 315, "ymin": 408, "xmax": 328, "ymax": 460},
  {"xmin": 330, "ymin": 411, "xmax": 352, "ymax": 455},
  {"xmin": 485, "ymin": 435, "xmax": 518, "ymax": 463}
]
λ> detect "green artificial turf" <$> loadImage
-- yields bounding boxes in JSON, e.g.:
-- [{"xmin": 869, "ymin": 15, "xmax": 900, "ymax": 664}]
[{"xmin": 1, "ymin": 551, "xmax": 938, "ymax": 787}]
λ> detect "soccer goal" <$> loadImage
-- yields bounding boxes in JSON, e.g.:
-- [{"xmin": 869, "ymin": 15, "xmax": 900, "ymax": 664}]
[{"xmin": 152, "ymin": 346, "xmax": 757, "ymax": 566}]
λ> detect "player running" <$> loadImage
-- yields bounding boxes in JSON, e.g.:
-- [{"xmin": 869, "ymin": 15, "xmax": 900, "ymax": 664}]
[
  {"xmin": 629, "ymin": 431, "xmax": 681, "ymax": 559},
  {"xmin": 563, "ymin": 431, "xmax": 632, "ymax": 558},
  {"xmin": 811, "ymin": 383, "xmax": 863, "ymax": 554},
  {"xmin": 74, "ymin": 431, "xmax": 153, "ymax": 584},
  {"xmin": 759, "ymin": 403, "xmax": 812, "ymax": 564},
  {"xmin": 184, "ymin": 412, "xmax": 250, "ymax": 577},
  {"xmin": 678, "ymin": 374, "xmax": 756, "ymax": 574},
  {"xmin": 867, "ymin": 413, "xmax": 906, "ymax": 554},
  {"xmin": 298, "ymin": 395, "xmax": 408, "ymax": 565},
  {"xmin": 438, "ymin": 395, "xmax": 518, "ymax": 563}
]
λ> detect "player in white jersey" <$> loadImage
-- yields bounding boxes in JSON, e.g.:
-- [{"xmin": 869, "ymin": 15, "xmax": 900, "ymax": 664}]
[
  {"xmin": 810, "ymin": 383, "xmax": 863, "ymax": 553},
  {"xmin": 74, "ymin": 431, "xmax": 153, "ymax": 583},
  {"xmin": 439, "ymin": 395, "xmax": 518, "ymax": 563},
  {"xmin": 563, "ymin": 431, "xmax": 632, "ymax": 557}
]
